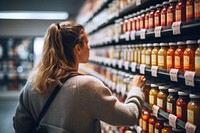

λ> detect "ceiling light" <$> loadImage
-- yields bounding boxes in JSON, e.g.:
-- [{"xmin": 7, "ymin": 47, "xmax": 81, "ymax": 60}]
[{"xmin": 0, "ymin": 11, "xmax": 69, "ymax": 20}]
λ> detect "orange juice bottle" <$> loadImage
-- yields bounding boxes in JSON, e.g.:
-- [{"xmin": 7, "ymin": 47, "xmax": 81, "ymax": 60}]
[
  {"xmin": 151, "ymin": 43, "xmax": 160, "ymax": 66},
  {"xmin": 158, "ymin": 43, "xmax": 169, "ymax": 69},
  {"xmin": 167, "ymin": 42, "xmax": 177, "ymax": 71}
]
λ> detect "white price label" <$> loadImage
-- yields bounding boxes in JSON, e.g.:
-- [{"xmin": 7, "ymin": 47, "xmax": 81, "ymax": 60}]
[
  {"xmin": 136, "ymin": 0, "xmax": 141, "ymax": 5},
  {"xmin": 140, "ymin": 29, "xmax": 146, "ymax": 39},
  {"xmin": 114, "ymin": 35, "xmax": 119, "ymax": 42},
  {"xmin": 152, "ymin": 105, "xmax": 159, "ymax": 117},
  {"xmin": 134, "ymin": 125, "xmax": 142, "ymax": 133},
  {"xmin": 130, "ymin": 30, "xmax": 136, "ymax": 40},
  {"xmin": 140, "ymin": 64, "xmax": 146, "ymax": 74},
  {"xmin": 172, "ymin": 21, "xmax": 181, "ymax": 35},
  {"xmin": 112, "ymin": 59, "xmax": 117, "ymax": 67},
  {"xmin": 170, "ymin": 68, "xmax": 179, "ymax": 82},
  {"xmin": 185, "ymin": 122, "xmax": 196, "ymax": 133},
  {"xmin": 184, "ymin": 71, "xmax": 195, "ymax": 87},
  {"xmin": 125, "ymin": 32, "xmax": 130, "ymax": 41},
  {"xmin": 112, "ymin": 83, "xmax": 115, "ymax": 90},
  {"xmin": 155, "ymin": 26, "xmax": 162, "ymax": 38},
  {"xmin": 124, "ymin": 61, "xmax": 130, "ymax": 70},
  {"xmin": 169, "ymin": 114, "xmax": 177, "ymax": 128},
  {"xmin": 121, "ymin": 85, "xmax": 126, "ymax": 96},
  {"xmin": 131, "ymin": 62, "xmax": 137, "ymax": 72},
  {"xmin": 151, "ymin": 66, "xmax": 158, "ymax": 77},
  {"xmin": 118, "ymin": 60, "xmax": 123, "ymax": 69}
]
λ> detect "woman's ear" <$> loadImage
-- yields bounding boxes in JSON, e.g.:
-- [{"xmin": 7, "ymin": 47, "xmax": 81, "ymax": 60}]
[{"xmin": 74, "ymin": 44, "xmax": 81, "ymax": 55}]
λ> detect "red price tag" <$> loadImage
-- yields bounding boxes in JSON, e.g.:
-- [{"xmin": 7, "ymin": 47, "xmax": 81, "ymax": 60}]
[
  {"xmin": 131, "ymin": 62, "xmax": 137, "ymax": 72},
  {"xmin": 152, "ymin": 105, "xmax": 159, "ymax": 117},
  {"xmin": 184, "ymin": 71, "xmax": 195, "ymax": 87},
  {"xmin": 185, "ymin": 122, "xmax": 196, "ymax": 133},
  {"xmin": 154, "ymin": 26, "xmax": 162, "ymax": 38},
  {"xmin": 140, "ymin": 64, "xmax": 146, "ymax": 74},
  {"xmin": 151, "ymin": 66, "xmax": 158, "ymax": 77},
  {"xmin": 140, "ymin": 29, "xmax": 146, "ymax": 39},
  {"xmin": 130, "ymin": 30, "xmax": 136, "ymax": 40},
  {"xmin": 169, "ymin": 68, "xmax": 179, "ymax": 82},
  {"xmin": 168, "ymin": 114, "xmax": 177, "ymax": 128},
  {"xmin": 172, "ymin": 21, "xmax": 181, "ymax": 35},
  {"xmin": 124, "ymin": 61, "xmax": 130, "ymax": 70}
]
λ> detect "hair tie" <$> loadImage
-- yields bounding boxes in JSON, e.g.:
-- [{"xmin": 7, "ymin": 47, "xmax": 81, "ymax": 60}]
[{"xmin": 56, "ymin": 23, "xmax": 60, "ymax": 29}]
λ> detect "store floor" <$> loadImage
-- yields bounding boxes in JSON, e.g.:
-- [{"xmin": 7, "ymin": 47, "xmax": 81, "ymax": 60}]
[{"xmin": 0, "ymin": 92, "xmax": 19, "ymax": 133}]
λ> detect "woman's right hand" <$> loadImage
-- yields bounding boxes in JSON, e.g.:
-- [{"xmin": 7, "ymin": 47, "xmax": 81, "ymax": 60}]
[{"xmin": 131, "ymin": 75, "xmax": 146, "ymax": 88}]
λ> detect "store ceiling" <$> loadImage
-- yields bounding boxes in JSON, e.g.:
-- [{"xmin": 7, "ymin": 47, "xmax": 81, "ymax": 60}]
[{"xmin": 0, "ymin": 0, "xmax": 86, "ymax": 37}]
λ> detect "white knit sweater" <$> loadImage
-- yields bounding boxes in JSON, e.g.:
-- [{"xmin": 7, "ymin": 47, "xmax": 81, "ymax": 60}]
[{"xmin": 13, "ymin": 75, "xmax": 144, "ymax": 133}]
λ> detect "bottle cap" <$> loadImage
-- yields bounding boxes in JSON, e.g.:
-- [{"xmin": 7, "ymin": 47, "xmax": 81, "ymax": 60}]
[
  {"xmin": 178, "ymin": 91, "xmax": 189, "ymax": 96},
  {"xmin": 177, "ymin": 41, "xmax": 186, "ymax": 45},
  {"xmin": 169, "ymin": 42, "xmax": 177, "ymax": 46},
  {"xmin": 159, "ymin": 86, "xmax": 168, "ymax": 90},
  {"xmin": 163, "ymin": 1, "xmax": 170, "ymax": 5},
  {"xmin": 160, "ymin": 42, "xmax": 169, "ymax": 46},
  {"xmin": 147, "ymin": 43, "xmax": 153, "ymax": 47},
  {"xmin": 186, "ymin": 40, "xmax": 197, "ymax": 45},
  {"xmin": 168, "ymin": 88, "xmax": 179, "ymax": 92},
  {"xmin": 151, "ymin": 84, "xmax": 158, "ymax": 87},
  {"xmin": 153, "ymin": 43, "xmax": 160, "ymax": 46},
  {"xmin": 189, "ymin": 94, "xmax": 200, "ymax": 99}
]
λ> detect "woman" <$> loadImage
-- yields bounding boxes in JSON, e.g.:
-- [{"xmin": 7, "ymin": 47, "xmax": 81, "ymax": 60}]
[{"xmin": 13, "ymin": 21, "xmax": 146, "ymax": 133}]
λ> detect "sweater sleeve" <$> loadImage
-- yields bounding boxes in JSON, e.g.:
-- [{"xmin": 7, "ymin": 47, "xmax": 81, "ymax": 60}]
[{"xmin": 82, "ymin": 76, "xmax": 144, "ymax": 126}]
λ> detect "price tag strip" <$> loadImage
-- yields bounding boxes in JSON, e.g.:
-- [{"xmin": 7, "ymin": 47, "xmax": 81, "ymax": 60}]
[
  {"xmin": 152, "ymin": 105, "xmax": 159, "ymax": 117},
  {"xmin": 155, "ymin": 26, "xmax": 162, "ymax": 38},
  {"xmin": 169, "ymin": 68, "xmax": 179, "ymax": 82},
  {"xmin": 151, "ymin": 66, "xmax": 158, "ymax": 77},
  {"xmin": 168, "ymin": 114, "xmax": 177, "ymax": 128},
  {"xmin": 131, "ymin": 62, "xmax": 137, "ymax": 72},
  {"xmin": 184, "ymin": 71, "xmax": 195, "ymax": 87},
  {"xmin": 185, "ymin": 122, "xmax": 196, "ymax": 133},
  {"xmin": 172, "ymin": 21, "xmax": 181, "ymax": 35},
  {"xmin": 140, "ymin": 64, "xmax": 146, "ymax": 74}
]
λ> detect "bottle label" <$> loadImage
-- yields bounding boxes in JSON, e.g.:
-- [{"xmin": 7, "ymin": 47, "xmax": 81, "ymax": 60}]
[
  {"xmin": 167, "ymin": 12, "xmax": 173, "ymax": 25},
  {"xmin": 139, "ymin": 118, "xmax": 143, "ymax": 127},
  {"xmin": 186, "ymin": 5, "xmax": 194, "ymax": 20},
  {"xmin": 150, "ymin": 95, "xmax": 155, "ymax": 105},
  {"xmin": 143, "ymin": 121, "xmax": 147, "ymax": 131},
  {"xmin": 149, "ymin": 124, "xmax": 154, "ymax": 133},
  {"xmin": 146, "ymin": 55, "xmax": 150, "ymax": 65},
  {"xmin": 187, "ymin": 109, "xmax": 194, "ymax": 124},
  {"xmin": 176, "ymin": 9, "xmax": 181, "ymax": 21},
  {"xmin": 152, "ymin": 55, "xmax": 157, "ymax": 66},
  {"xmin": 134, "ymin": 52, "xmax": 138, "ymax": 61},
  {"xmin": 145, "ymin": 19, "xmax": 149, "ymax": 29},
  {"xmin": 155, "ymin": 16, "xmax": 159, "ymax": 26},
  {"xmin": 157, "ymin": 98, "xmax": 163, "ymax": 108},
  {"xmin": 149, "ymin": 18, "xmax": 154, "ymax": 28},
  {"xmin": 158, "ymin": 55, "xmax": 164, "ymax": 66},
  {"xmin": 195, "ymin": 3, "xmax": 200, "ymax": 18},
  {"xmin": 176, "ymin": 106, "xmax": 182, "ymax": 118},
  {"xmin": 155, "ymin": 129, "xmax": 159, "ymax": 133},
  {"xmin": 167, "ymin": 56, "xmax": 173, "ymax": 67},
  {"xmin": 167, "ymin": 102, "xmax": 173, "ymax": 113},
  {"xmin": 161, "ymin": 14, "xmax": 166, "ymax": 26},
  {"xmin": 142, "ymin": 54, "xmax": 146, "ymax": 64},
  {"xmin": 175, "ymin": 56, "xmax": 180, "ymax": 68},
  {"xmin": 184, "ymin": 56, "xmax": 190, "ymax": 69},
  {"xmin": 195, "ymin": 56, "xmax": 200, "ymax": 68}
]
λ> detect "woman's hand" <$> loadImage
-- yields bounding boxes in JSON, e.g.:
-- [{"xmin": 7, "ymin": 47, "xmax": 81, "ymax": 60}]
[{"xmin": 131, "ymin": 75, "xmax": 146, "ymax": 88}]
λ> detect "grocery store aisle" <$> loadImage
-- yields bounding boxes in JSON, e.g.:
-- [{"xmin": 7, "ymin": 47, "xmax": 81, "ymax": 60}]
[{"xmin": 0, "ymin": 92, "xmax": 19, "ymax": 133}]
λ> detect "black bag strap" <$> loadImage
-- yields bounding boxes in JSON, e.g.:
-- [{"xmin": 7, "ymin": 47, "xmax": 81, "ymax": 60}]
[{"xmin": 34, "ymin": 72, "xmax": 83, "ymax": 128}]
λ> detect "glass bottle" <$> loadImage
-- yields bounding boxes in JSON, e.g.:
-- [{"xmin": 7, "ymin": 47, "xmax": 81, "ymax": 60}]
[
  {"xmin": 151, "ymin": 43, "xmax": 160, "ymax": 66},
  {"xmin": 195, "ymin": 39, "xmax": 200, "ymax": 75},
  {"xmin": 137, "ymin": 44, "xmax": 142, "ymax": 64},
  {"xmin": 141, "ymin": 44, "xmax": 147, "ymax": 64},
  {"xmin": 187, "ymin": 94, "xmax": 200, "ymax": 127},
  {"xmin": 167, "ymin": 88, "xmax": 179, "ymax": 115},
  {"xmin": 176, "ymin": 0, "xmax": 186, "ymax": 22},
  {"xmin": 161, "ymin": 122, "xmax": 172, "ymax": 133},
  {"xmin": 146, "ymin": 43, "xmax": 153, "ymax": 66},
  {"xmin": 158, "ymin": 43, "xmax": 169, "ymax": 69},
  {"xmin": 148, "ymin": 113, "xmax": 157, "ymax": 133},
  {"xmin": 167, "ymin": 0, "xmax": 178, "ymax": 26},
  {"xmin": 183, "ymin": 40, "xmax": 198, "ymax": 71},
  {"xmin": 149, "ymin": 84, "xmax": 159, "ymax": 105},
  {"xmin": 155, "ymin": 4, "xmax": 163, "ymax": 27},
  {"xmin": 186, "ymin": 0, "xmax": 194, "ymax": 21},
  {"xmin": 123, "ymin": 16, "xmax": 128, "ymax": 33},
  {"xmin": 132, "ymin": 13, "xmax": 137, "ymax": 31},
  {"xmin": 145, "ymin": 8, "xmax": 151, "ymax": 29},
  {"xmin": 149, "ymin": 6, "xmax": 157, "ymax": 29},
  {"xmin": 155, "ymin": 117, "xmax": 166, "ymax": 133},
  {"xmin": 174, "ymin": 41, "xmax": 187, "ymax": 72},
  {"xmin": 134, "ymin": 45, "xmax": 138, "ymax": 63},
  {"xmin": 130, "ymin": 45, "xmax": 135, "ymax": 62},
  {"xmin": 142, "ymin": 107, "xmax": 150, "ymax": 133},
  {"xmin": 143, "ymin": 82, "xmax": 151, "ymax": 103},
  {"xmin": 140, "ymin": 10, "xmax": 146, "ymax": 30},
  {"xmin": 194, "ymin": 0, "xmax": 200, "ymax": 19},
  {"xmin": 176, "ymin": 91, "xmax": 190, "ymax": 122},
  {"xmin": 127, "ymin": 14, "xmax": 133, "ymax": 32},
  {"xmin": 161, "ymin": 1, "xmax": 170, "ymax": 26},
  {"xmin": 157, "ymin": 86, "xmax": 168, "ymax": 111},
  {"xmin": 136, "ymin": 11, "xmax": 141, "ymax": 31},
  {"xmin": 167, "ymin": 42, "xmax": 177, "ymax": 71}
]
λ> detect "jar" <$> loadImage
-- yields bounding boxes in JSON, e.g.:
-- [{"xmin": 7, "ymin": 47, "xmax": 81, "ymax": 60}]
[
  {"xmin": 172, "ymin": 127, "xmax": 185, "ymax": 133},
  {"xmin": 195, "ymin": 39, "xmax": 200, "ymax": 75},
  {"xmin": 158, "ymin": 43, "xmax": 169, "ymax": 69},
  {"xmin": 148, "ymin": 113, "xmax": 157, "ymax": 133},
  {"xmin": 145, "ymin": 8, "xmax": 150, "ymax": 29},
  {"xmin": 161, "ymin": 122, "xmax": 172, "ymax": 133},
  {"xmin": 140, "ymin": 10, "xmax": 146, "ymax": 29},
  {"xmin": 149, "ymin": 6, "xmax": 157, "ymax": 29},
  {"xmin": 176, "ymin": 91, "xmax": 190, "ymax": 122},
  {"xmin": 183, "ymin": 40, "xmax": 198, "ymax": 71},
  {"xmin": 141, "ymin": 44, "xmax": 147, "ymax": 64},
  {"xmin": 136, "ymin": 11, "xmax": 141, "ymax": 31},
  {"xmin": 149, "ymin": 84, "xmax": 159, "ymax": 105},
  {"xmin": 127, "ymin": 15, "xmax": 133, "ymax": 32},
  {"xmin": 167, "ymin": 88, "xmax": 179, "ymax": 114},
  {"xmin": 146, "ymin": 43, "xmax": 153, "ymax": 66},
  {"xmin": 194, "ymin": 0, "xmax": 200, "ymax": 19},
  {"xmin": 187, "ymin": 94, "xmax": 200, "ymax": 127},
  {"xmin": 157, "ymin": 86, "xmax": 168, "ymax": 111},
  {"xmin": 174, "ymin": 41, "xmax": 187, "ymax": 72},
  {"xmin": 161, "ymin": 1, "xmax": 170, "ymax": 26},
  {"xmin": 167, "ymin": 0, "xmax": 178, "ymax": 26},
  {"xmin": 134, "ymin": 45, "xmax": 138, "ymax": 63},
  {"xmin": 167, "ymin": 42, "xmax": 177, "ymax": 71},
  {"xmin": 143, "ymin": 83, "xmax": 151, "ymax": 103},
  {"xmin": 132, "ymin": 13, "xmax": 137, "ymax": 31},
  {"xmin": 186, "ymin": 0, "xmax": 194, "ymax": 21},
  {"xmin": 137, "ymin": 44, "xmax": 142, "ymax": 64},
  {"xmin": 151, "ymin": 43, "xmax": 160, "ymax": 66},
  {"xmin": 176, "ymin": 0, "xmax": 186, "ymax": 22},
  {"xmin": 155, "ymin": 117, "xmax": 166, "ymax": 133},
  {"xmin": 155, "ymin": 4, "xmax": 163, "ymax": 27},
  {"xmin": 142, "ymin": 107, "xmax": 150, "ymax": 133}
]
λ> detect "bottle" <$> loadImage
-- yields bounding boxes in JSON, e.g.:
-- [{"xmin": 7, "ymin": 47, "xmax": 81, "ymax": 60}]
[
  {"xmin": 176, "ymin": 91, "xmax": 190, "ymax": 122},
  {"xmin": 194, "ymin": 0, "xmax": 200, "ymax": 19},
  {"xmin": 187, "ymin": 94, "xmax": 200, "ymax": 127},
  {"xmin": 148, "ymin": 113, "xmax": 157, "ymax": 133},
  {"xmin": 136, "ymin": 11, "xmax": 141, "ymax": 31},
  {"xmin": 151, "ymin": 43, "xmax": 160, "ymax": 66},
  {"xmin": 137, "ymin": 44, "xmax": 142, "ymax": 64},
  {"xmin": 161, "ymin": 1, "xmax": 170, "ymax": 26},
  {"xmin": 186, "ymin": 0, "xmax": 194, "ymax": 21},
  {"xmin": 195, "ymin": 39, "xmax": 200, "ymax": 75},
  {"xmin": 183, "ymin": 40, "xmax": 198, "ymax": 71},
  {"xmin": 174, "ymin": 41, "xmax": 187, "ymax": 72},
  {"xmin": 167, "ymin": 0, "xmax": 178, "ymax": 26},
  {"xmin": 161, "ymin": 122, "xmax": 172, "ymax": 133},
  {"xmin": 176, "ymin": 0, "xmax": 186, "ymax": 22},
  {"xmin": 157, "ymin": 86, "xmax": 168, "ymax": 111},
  {"xmin": 149, "ymin": 84, "xmax": 159, "ymax": 105},
  {"xmin": 143, "ymin": 83, "xmax": 151, "ymax": 103},
  {"xmin": 149, "ymin": 6, "xmax": 157, "ymax": 29},
  {"xmin": 146, "ymin": 43, "xmax": 153, "ymax": 66},
  {"xmin": 141, "ymin": 44, "xmax": 147, "ymax": 64},
  {"xmin": 167, "ymin": 42, "xmax": 177, "ymax": 71},
  {"xmin": 142, "ymin": 107, "xmax": 150, "ymax": 133},
  {"xmin": 167, "ymin": 88, "xmax": 179, "ymax": 114},
  {"xmin": 132, "ymin": 13, "xmax": 137, "ymax": 31},
  {"xmin": 158, "ymin": 43, "xmax": 169, "ymax": 69},
  {"xmin": 145, "ymin": 8, "xmax": 151, "ymax": 29},
  {"xmin": 134, "ymin": 45, "xmax": 138, "ymax": 63},
  {"xmin": 123, "ymin": 16, "xmax": 128, "ymax": 33},
  {"xmin": 140, "ymin": 10, "xmax": 146, "ymax": 29},
  {"xmin": 155, "ymin": 4, "xmax": 163, "ymax": 27},
  {"xmin": 155, "ymin": 117, "xmax": 166, "ymax": 133},
  {"xmin": 127, "ymin": 14, "xmax": 133, "ymax": 32}
]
